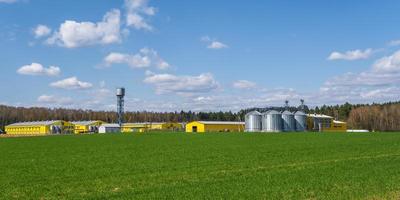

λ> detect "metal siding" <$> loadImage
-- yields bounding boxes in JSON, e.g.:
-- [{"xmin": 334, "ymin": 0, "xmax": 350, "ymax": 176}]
[
  {"xmin": 294, "ymin": 111, "xmax": 307, "ymax": 132},
  {"xmin": 245, "ymin": 111, "xmax": 262, "ymax": 132},
  {"xmin": 282, "ymin": 111, "xmax": 296, "ymax": 132}
]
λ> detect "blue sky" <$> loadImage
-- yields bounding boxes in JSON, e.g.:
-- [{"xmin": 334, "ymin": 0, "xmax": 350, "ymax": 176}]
[{"xmin": 1, "ymin": 0, "xmax": 400, "ymax": 112}]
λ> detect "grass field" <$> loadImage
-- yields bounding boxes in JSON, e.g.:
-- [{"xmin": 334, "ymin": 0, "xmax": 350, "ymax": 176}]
[{"xmin": 1, "ymin": 132, "xmax": 400, "ymax": 199}]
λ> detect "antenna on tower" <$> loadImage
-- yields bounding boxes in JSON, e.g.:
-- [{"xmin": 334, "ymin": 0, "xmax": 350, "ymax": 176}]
[
  {"xmin": 284, "ymin": 100, "xmax": 289, "ymax": 110},
  {"xmin": 116, "ymin": 87, "xmax": 125, "ymax": 127},
  {"xmin": 300, "ymin": 99, "xmax": 305, "ymax": 111}
]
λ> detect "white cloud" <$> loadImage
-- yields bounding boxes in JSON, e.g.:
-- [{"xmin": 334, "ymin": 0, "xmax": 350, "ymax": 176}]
[
  {"xmin": 50, "ymin": 77, "xmax": 93, "ymax": 90},
  {"xmin": 33, "ymin": 25, "xmax": 51, "ymax": 38},
  {"xmin": 328, "ymin": 48, "xmax": 373, "ymax": 61},
  {"xmin": 37, "ymin": 95, "xmax": 73, "ymax": 105},
  {"xmin": 46, "ymin": 9, "xmax": 121, "ymax": 48},
  {"xmin": 0, "ymin": 0, "xmax": 18, "ymax": 3},
  {"xmin": 208, "ymin": 41, "xmax": 228, "ymax": 49},
  {"xmin": 201, "ymin": 36, "xmax": 228, "ymax": 49},
  {"xmin": 319, "ymin": 50, "xmax": 400, "ymax": 104},
  {"xmin": 373, "ymin": 50, "xmax": 400, "ymax": 72},
  {"xmin": 144, "ymin": 72, "xmax": 219, "ymax": 96},
  {"xmin": 125, "ymin": 0, "xmax": 156, "ymax": 31},
  {"xmin": 233, "ymin": 80, "xmax": 257, "ymax": 89},
  {"xmin": 388, "ymin": 40, "xmax": 400, "ymax": 46},
  {"xmin": 17, "ymin": 63, "xmax": 60, "ymax": 76},
  {"xmin": 104, "ymin": 48, "xmax": 169, "ymax": 69}
]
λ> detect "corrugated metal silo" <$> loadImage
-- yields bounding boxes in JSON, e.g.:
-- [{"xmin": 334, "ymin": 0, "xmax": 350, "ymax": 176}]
[
  {"xmin": 245, "ymin": 111, "xmax": 262, "ymax": 132},
  {"xmin": 282, "ymin": 111, "xmax": 295, "ymax": 132},
  {"xmin": 266, "ymin": 110, "xmax": 283, "ymax": 132},
  {"xmin": 261, "ymin": 111, "xmax": 269, "ymax": 132},
  {"xmin": 294, "ymin": 111, "xmax": 307, "ymax": 132}
]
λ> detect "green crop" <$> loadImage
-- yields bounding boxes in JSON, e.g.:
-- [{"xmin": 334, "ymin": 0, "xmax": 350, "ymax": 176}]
[{"xmin": 1, "ymin": 132, "xmax": 400, "ymax": 199}]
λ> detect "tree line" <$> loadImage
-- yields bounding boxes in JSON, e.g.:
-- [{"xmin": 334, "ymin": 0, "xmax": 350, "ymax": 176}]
[{"xmin": 1, "ymin": 101, "xmax": 399, "ymax": 131}]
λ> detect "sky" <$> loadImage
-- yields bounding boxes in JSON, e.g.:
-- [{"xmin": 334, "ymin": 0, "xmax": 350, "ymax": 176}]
[{"xmin": 1, "ymin": 0, "xmax": 400, "ymax": 112}]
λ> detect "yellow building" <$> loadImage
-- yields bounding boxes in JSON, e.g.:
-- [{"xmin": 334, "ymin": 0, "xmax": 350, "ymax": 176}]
[
  {"xmin": 5, "ymin": 120, "xmax": 74, "ymax": 135},
  {"xmin": 122, "ymin": 122, "xmax": 183, "ymax": 133},
  {"xmin": 306, "ymin": 114, "xmax": 347, "ymax": 132},
  {"xmin": 122, "ymin": 123, "xmax": 148, "ymax": 133},
  {"xmin": 185, "ymin": 121, "xmax": 245, "ymax": 133},
  {"xmin": 72, "ymin": 121, "xmax": 104, "ymax": 134}
]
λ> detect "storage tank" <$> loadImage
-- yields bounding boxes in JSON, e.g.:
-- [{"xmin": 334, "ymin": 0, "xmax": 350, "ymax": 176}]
[
  {"xmin": 265, "ymin": 110, "xmax": 283, "ymax": 132},
  {"xmin": 282, "ymin": 111, "xmax": 295, "ymax": 132},
  {"xmin": 261, "ymin": 111, "xmax": 270, "ymax": 132},
  {"xmin": 245, "ymin": 111, "xmax": 262, "ymax": 132},
  {"xmin": 294, "ymin": 111, "xmax": 307, "ymax": 132}
]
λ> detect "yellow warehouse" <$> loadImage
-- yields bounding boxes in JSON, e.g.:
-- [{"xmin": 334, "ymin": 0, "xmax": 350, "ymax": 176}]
[
  {"xmin": 185, "ymin": 121, "xmax": 245, "ymax": 133},
  {"xmin": 122, "ymin": 122, "xmax": 183, "ymax": 133},
  {"xmin": 122, "ymin": 123, "xmax": 148, "ymax": 133},
  {"xmin": 306, "ymin": 114, "xmax": 347, "ymax": 132},
  {"xmin": 5, "ymin": 120, "xmax": 74, "ymax": 135},
  {"xmin": 72, "ymin": 121, "xmax": 104, "ymax": 134}
]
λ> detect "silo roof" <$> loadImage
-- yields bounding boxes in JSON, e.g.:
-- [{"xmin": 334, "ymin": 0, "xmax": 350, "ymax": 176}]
[
  {"xmin": 295, "ymin": 111, "xmax": 306, "ymax": 115},
  {"xmin": 267, "ymin": 110, "xmax": 281, "ymax": 115},
  {"xmin": 245, "ymin": 111, "xmax": 261, "ymax": 116},
  {"xmin": 282, "ymin": 110, "xmax": 293, "ymax": 115}
]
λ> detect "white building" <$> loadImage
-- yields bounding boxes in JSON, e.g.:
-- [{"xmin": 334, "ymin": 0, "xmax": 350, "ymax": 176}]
[{"xmin": 99, "ymin": 124, "xmax": 121, "ymax": 134}]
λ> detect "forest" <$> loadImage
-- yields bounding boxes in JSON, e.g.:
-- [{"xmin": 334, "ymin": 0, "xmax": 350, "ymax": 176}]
[{"xmin": 0, "ymin": 101, "xmax": 399, "ymax": 131}]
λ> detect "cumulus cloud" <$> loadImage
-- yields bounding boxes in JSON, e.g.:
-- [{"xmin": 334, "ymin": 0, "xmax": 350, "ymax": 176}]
[
  {"xmin": 37, "ymin": 95, "xmax": 73, "ymax": 105},
  {"xmin": 373, "ymin": 50, "xmax": 400, "ymax": 72},
  {"xmin": 50, "ymin": 77, "xmax": 93, "ymax": 90},
  {"xmin": 233, "ymin": 80, "xmax": 257, "ymax": 89},
  {"xmin": 104, "ymin": 48, "xmax": 169, "ymax": 69},
  {"xmin": 46, "ymin": 9, "xmax": 121, "ymax": 48},
  {"xmin": 320, "ymin": 50, "xmax": 400, "ymax": 104},
  {"xmin": 33, "ymin": 25, "xmax": 51, "ymax": 38},
  {"xmin": 125, "ymin": 0, "xmax": 156, "ymax": 31},
  {"xmin": 328, "ymin": 48, "xmax": 373, "ymax": 61},
  {"xmin": 388, "ymin": 40, "xmax": 400, "ymax": 46},
  {"xmin": 144, "ymin": 72, "xmax": 219, "ymax": 96},
  {"xmin": 17, "ymin": 63, "xmax": 60, "ymax": 76},
  {"xmin": 201, "ymin": 36, "xmax": 228, "ymax": 49}
]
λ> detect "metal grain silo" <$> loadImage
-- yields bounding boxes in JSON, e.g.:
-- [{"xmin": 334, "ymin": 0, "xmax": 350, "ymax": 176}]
[
  {"xmin": 282, "ymin": 111, "xmax": 295, "ymax": 132},
  {"xmin": 266, "ymin": 110, "xmax": 283, "ymax": 132},
  {"xmin": 294, "ymin": 111, "xmax": 307, "ymax": 132},
  {"xmin": 261, "ymin": 111, "xmax": 269, "ymax": 132},
  {"xmin": 245, "ymin": 111, "xmax": 262, "ymax": 132}
]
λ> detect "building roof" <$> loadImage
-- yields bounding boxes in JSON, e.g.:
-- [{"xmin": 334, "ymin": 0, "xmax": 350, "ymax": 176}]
[
  {"xmin": 71, "ymin": 121, "xmax": 102, "ymax": 126},
  {"xmin": 245, "ymin": 111, "xmax": 261, "ymax": 116},
  {"xmin": 307, "ymin": 114, "xmax": 333, "ymax": 119},
  {"xmin": 100, "ymin": 124, "xmax": 120, "ymax": 128},
  {"xmin": 194, "ymin": 121, "xmax": 245, "ymax": 125},
  {"xmin": 6, "ymin": 120, "xmax": 63, "ymax": 126},
  {"xmin": 281, "ymin": 110, "xmax": 293, "ymax": 115},
  {"xmin": 333, "ymin": 120, "xmax": 346, "ymax": 124}
]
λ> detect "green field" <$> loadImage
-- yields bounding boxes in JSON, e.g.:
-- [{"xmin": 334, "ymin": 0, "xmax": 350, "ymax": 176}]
[{"xmin": 1, "ymin": 132, "xmax": 400, "ymax": 199}]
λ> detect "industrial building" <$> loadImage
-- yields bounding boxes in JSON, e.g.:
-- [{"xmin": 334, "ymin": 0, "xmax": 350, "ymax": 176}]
[
  {"xmin": 306, "ymin": 114, "xmax": 347, "ymax": 132},
  {"xmin": 99, "ymin": 124, "xmax": 120, "ymax": 133},
  {"xmin": 186, "ymin": 121, "xmax": 245, "ymax": 133},
  {"xmin": 71, "ymin": 121, "xmax": 104, "ymax": 134},
  {"xmin": 5, "ymin": 120, "xmax": 74, "ymax": 135},
  {"xmin": 122, "ymin": 122, "xmax": 183, "ymax": 133}
]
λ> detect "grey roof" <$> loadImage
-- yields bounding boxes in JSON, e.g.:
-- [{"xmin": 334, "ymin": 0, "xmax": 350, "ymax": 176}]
[
  {"xmin": 282, "ymin": 110, "xmax": 294, "ymax": 115},
  {"xmin": 7, "ymin": 120, "xmax": 63, "ymax": 126},
  {"xmin": 267, "ymin": 110, "xmax": 281, "ymax": 115},
  {"xmin": 196, "ymin": 121, "xmax": 245, "ymax": 125},
  {"xmin": 100, "ymin": 124, "xmax": 120, "ymax": 128},
  {"xmin": 245, "ymin": 111, "xmax": 261, "ymax": 116},
  {"xmin": 294, "ymin": 111, "xmax": 306, "ymax": 115},
  {"xmin": 71, "ymin": 121, "xmax": 102, "ymax": 126}
]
